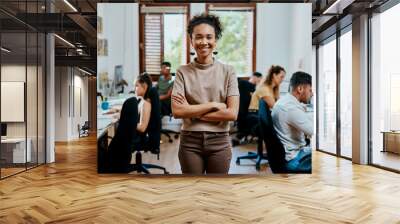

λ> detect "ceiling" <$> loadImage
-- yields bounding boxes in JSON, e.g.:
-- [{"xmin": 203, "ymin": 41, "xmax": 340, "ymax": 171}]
[{"xmin": 0, "ymin": 0, "xmax": 392, "ymax": 74}]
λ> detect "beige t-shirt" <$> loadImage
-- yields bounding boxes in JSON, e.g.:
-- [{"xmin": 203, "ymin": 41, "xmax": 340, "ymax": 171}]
[
  {"xmin": 248, "ymin": 85, "xmax": 274, "ymax": 111},
  {"xmin": 172, "ymin": 59, "xmax": 239, "ymax": 132}
]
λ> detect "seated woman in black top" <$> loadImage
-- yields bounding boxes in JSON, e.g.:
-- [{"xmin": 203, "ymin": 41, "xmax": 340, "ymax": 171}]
[
  {"xmin": 135, "ymin": 73, "xmax": 152, "ymax": 134},
  {"xmin": 107, "ymin": 73, "xmax": 153, "ymax": 173},
  {"xmin": 107, "ymin": 96, "xmax": 138, "ymax": 173}
]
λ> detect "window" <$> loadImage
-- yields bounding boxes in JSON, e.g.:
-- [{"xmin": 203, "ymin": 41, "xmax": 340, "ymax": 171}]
[
  {"xmin": 0, "ymin": 2, "xmax": 46, "ymax": 179},
  {"xmin": 208, "ymin": 6, "xmax": 254, "ymax": 77},
  {"xmin": 141, "ymin": 6, "xmax": 188, "ymax": 75},
  {"xmin": 371, "ymin": 3, "xmax": 400, "ymax": 171},
  {"xmin": 317, "ymin": 37, "xmax": 337, "ymax": 155},
  {"xmin": 339, "ymin": 29, "xmax": 352, "ymax": 158}
]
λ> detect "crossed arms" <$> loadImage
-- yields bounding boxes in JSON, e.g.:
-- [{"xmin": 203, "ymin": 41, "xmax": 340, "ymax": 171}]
[{"xmin": 171, "ymin": 93, "xmax": 239, "ymax": 122}]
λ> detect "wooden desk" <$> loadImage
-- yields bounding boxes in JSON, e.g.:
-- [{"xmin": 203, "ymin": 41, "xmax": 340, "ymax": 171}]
[{"xmin": 381, "ymin": 131, "xmax": 400, "ymax": 154}]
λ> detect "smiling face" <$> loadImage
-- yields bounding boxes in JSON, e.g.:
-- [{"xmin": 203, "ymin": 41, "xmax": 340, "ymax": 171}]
[{"xmin": 190, "ymin": 23, "xmax": 217, "ymax": 60}]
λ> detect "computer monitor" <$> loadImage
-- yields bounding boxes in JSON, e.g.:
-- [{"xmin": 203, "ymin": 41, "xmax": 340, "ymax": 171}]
[{"xmin": 1, "ymin": 123, "xmax": 7, "ymax": 137}]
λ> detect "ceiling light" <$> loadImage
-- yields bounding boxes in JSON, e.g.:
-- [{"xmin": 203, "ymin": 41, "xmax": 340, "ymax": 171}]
[
  {"xmin": 1, "ymin": 47, "xmax": 11, "ymax": 53},
  {"xmin": 54, "ymin": 34, "xmax": 75, "ymax": 48},
  {"xmin": 323, "ymin": 0, "xmax": 344, "ymax": 15},
  {"xmin": 63, "ymin": 0, "xmax": 78, "ymax": 12},
  {"xmin": 78, "ymin": 67, "xmax": 93, "ymax": 76}
]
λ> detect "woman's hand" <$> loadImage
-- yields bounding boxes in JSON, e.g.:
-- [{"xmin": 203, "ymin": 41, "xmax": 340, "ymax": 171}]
[{"xmin": 103, "ymin": 107, "xmax": 120, "ymax": 115}]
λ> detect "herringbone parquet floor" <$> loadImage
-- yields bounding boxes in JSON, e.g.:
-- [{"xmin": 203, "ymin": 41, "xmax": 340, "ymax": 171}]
[{"xmin": 1, "ymin": 135, "xmax": 400, "ymax": 223}]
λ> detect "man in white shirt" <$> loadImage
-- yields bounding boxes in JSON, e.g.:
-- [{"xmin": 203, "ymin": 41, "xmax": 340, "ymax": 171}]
[{"xmin": 272, "ymin": 71, "xmax": 313, "ymax": 172}]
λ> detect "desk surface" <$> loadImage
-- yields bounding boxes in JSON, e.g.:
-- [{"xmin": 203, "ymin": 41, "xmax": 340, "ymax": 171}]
[
  {"xmin": 381, "ymin": 131, "xmax": 400, "ymax": 134},
  {"xmin": 97, "ymin": 96, "xmax": 132, "ymax": 138},
  {"xmin": 1, "ymin": 138, "xmax": 30, "ymax": 143}
]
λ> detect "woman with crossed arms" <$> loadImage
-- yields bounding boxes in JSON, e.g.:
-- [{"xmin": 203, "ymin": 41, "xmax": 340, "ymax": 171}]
[{"xmin": 172, "ymin": 14, "xmax": 239, "ymax": 174}]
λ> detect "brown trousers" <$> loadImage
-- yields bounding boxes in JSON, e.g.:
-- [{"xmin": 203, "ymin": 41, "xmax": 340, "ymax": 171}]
[{"xmin": 178, "ymin": 131, "xmax": 232, "ymax": 174}]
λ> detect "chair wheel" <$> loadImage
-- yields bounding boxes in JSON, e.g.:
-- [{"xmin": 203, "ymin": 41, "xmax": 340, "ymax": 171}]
[
  {"xmin": 256, "ymin": 164, "xmax": 260, "ymax": 170},
  {"xmin": 168, "ymin": 139, "xmax": 173, "ymax": 143},
  {"xmin": 164, "ymin": 171, "xmax": 169, "ymax": 174},
  {"xmin": 174, "ymin": 134, "xmax": 179, "ymax": 139}
]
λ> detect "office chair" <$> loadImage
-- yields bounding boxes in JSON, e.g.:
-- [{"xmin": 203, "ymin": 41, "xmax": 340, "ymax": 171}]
[
  {"xmin": 258, "ymin": 99, "xmax": 311, "ymax": 174},
  {"xmin": 160, "ymin": 111, "xmax": 180, "ymax": 143},
  {"xmin": 78, "ymin": 121, "xmax": 90, "ymax": 138},
  {"xmin": 233, "ymin": 79, "xmax": 257, "ymax": 146},
  {"xmin": 235, "ymin": 80, "xmax": 267, "ymax": 170},
  {"xmin": 98, "ymin": 96, "xmax": 168, "ymax": 174},
  {"xmin": 133, "ymin": 87, "xmax": 169, "ymax": 173}
]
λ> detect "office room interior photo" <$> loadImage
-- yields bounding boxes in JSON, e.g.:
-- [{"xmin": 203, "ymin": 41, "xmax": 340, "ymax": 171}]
[{"xmin": 1, "ymin": 0, "xmax": 400, "ymax": 223}]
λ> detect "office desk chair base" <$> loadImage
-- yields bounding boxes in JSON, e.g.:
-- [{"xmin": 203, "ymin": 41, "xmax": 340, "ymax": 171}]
[
  {"xmin": 232, "ymin": 135, "xmax": 257, "ymax": 146},
  {"xmin": 133, "ymin": 151, "xmax": 169, "ymax": 174},
  {"xmin": 161, "ymin": 130, "xmax": 180, "ymax": 143},
  {"xmin": 236, "ymin": 152, "xmax": 268, "ymax": 171},
  {"xmin": 236, "ymin": 152, "xmax": 258, "ymax": 165}
]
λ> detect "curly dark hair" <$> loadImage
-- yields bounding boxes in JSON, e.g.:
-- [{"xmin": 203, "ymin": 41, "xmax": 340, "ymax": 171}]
[{"xmin": 187, "ymin": 13, "xmax": 223, "ymax": 40}]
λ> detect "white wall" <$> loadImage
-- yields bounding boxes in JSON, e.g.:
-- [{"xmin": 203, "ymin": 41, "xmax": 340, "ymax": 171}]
[
  {"xmin": 55, "ymin": 67, "xmax": 89, "ymax": 141},
  {"xmin": 72, "ymin": 74, "xmax": 89, "ymax": 138},
  {"xmin": 97, "ymin": 3, "xmax": 139, "ymax": 96},
  {"xmin": 290, "ymin": 4, "xmax": 312, "ymax": 77},
  {"xmin": 256, "ymin": 3, "xmax": 312, "ymax": 93},
  {"xmin": 1, "ymin": 64, "xmax": 46, "ymax": 163},
  {"xmin": 55, "ymin": 67, "xmax": 69, "ymax": 141},
  {"xmin": 190, "ymin": 3, "xmax": 206, "ymax": 18},
  {"xmin": 1, "ymin": 65, "xmax": 27, "ymax": 138}
]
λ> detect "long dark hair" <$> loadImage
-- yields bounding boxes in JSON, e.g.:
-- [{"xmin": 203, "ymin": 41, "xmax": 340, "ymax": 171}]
[{"xmin": 136, "ymin": 72, "xmax": 152, "ymax": 99}]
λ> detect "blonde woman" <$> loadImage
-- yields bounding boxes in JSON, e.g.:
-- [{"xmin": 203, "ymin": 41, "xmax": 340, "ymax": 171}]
[{"xmin": 248, "ymin": 65, "xmax": 286, "ymax": 111}]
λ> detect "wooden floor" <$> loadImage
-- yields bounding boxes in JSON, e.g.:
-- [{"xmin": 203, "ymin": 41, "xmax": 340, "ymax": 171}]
[
  {"xmin": 372, "ymin": 150, "xmax": 400, "ymax": 171},
  {"xmin": 1, "ymin": 135, "xmax": 400, "ymax": 223}
]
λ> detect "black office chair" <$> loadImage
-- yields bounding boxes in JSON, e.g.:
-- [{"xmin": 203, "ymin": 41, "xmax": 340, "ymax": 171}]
[
  {"xmin": 235, "ymin": 80, "xmax": 267, "ymax": 170},
  {"xmin": 98, "ymin": 96, "xmax": 168, "ymax": 174},
  {"xmin": 258, "ymin": 99, "xmax": 311, "ymax": 174},
  {"xmin": 160, "ymin": 104, "xmax": 180, "ymax": 143},
  {"xmin": 233, "ymin": 79, "xmax": 257, "ymax": 145},
  {"xmin": 78, "ymin": 121, "xmax": 90, "ymax": 138},
  {"xmin": 134, "ymin": 87, "xmax": 169, "ymax": 174}
]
